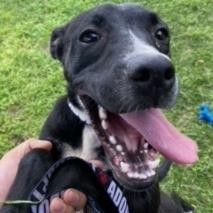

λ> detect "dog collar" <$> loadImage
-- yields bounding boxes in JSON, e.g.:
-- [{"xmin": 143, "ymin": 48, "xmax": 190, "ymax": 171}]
[
  {"xmin": 28, "ymin": 157, "xmax": 129, "ymax": 213},
  {"xmin": 67, "ymin": 99, "xmax": 91, "ymax": 124}
]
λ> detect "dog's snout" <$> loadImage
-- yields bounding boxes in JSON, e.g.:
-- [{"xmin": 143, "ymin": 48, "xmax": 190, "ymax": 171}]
[{"xmin": 129, "ymin": 56, "xmax": 175, "ymax": 89}]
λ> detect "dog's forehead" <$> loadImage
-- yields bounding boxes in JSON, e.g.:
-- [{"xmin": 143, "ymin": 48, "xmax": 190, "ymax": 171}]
[{"xmin": 77, "ymin": 4, "xmax": 160, "ymax": 28}]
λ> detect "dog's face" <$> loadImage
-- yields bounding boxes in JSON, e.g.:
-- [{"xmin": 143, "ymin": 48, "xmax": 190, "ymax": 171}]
[
  {"xmin": 51, "ymin": 4, "xmax": 179, "ymax": 189},
  {"xmin": 51, "ymin": 4, "xmax": 178, "ymax": 112}
]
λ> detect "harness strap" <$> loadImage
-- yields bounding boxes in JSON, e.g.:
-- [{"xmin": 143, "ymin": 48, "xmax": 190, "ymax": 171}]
[{"xmin": 28, "ymin": 157, "xmax": 129, "ymax": 213}]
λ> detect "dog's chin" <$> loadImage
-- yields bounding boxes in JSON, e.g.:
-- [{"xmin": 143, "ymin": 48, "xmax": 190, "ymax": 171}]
[{"xmin": 79, "ymin": 95, "xmax": 165, "ymax": 190}]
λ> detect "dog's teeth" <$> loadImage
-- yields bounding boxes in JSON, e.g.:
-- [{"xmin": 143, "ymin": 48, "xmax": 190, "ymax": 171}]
[
  {"xmin": 109, "ymin": 136, "xmax": 117, "ymax": 145},
  {"xmin": 149, "ymin": 170, "xmax": 156, "ymax": 176},
  {"xmin": 135, "ymin": 172, "xmax": 141, "ymax": 178},
  {"xmin": 98, "ymin": 106, "xmax": 107, "ymax": 120},
  {"xmin": 121, "ymin": 152, "xmax": 125, "ymax": 156},
  {"xmin": 143, "ymin": 143, "xmax": 148, "ymax": 149},
  {"xmin": 132, "ymin": 172, "xmax": 137, "ymax": 178},
  {"xmin": 144, "ymin": 170, "xmax": 149, "ymax": 176},
  {"xmin": 127, "ymin": 172, "xmax": 134, "ymax": 178},
  {"xmin": 121, "ymin": 162, "xmax": 130, "ymax": 172},
  {"xmin": 139, "ymin": 174, "xmax": 147, "ymax": 179},
  {"xmin": 147, "ymin": 159, "xmax": 160, "ymax": 169},
  {"xmin": 101, "ymin": 120, "xmax": 108, "ymax": 130},
  {"xmin": 120, "ymin": 162, "xmax": 130, "ymax": 173},
  {"xmin": 145, "ymin": 169, "xmax": 154, "ymax": 177},
  {"xmin": 133, "ymin": 172, "xmax": 139, "ymax": 178},
  {"xmin": 142, "ymin": 174, "xmax": 147, "ymax": 179},
  {"xmin": 146, "ymin": 171, "xmax": 152, "ymax": 177},
  {"xmin": 116, "ymin": 145, "xmax": 123, "ymax": 152},
  {"xmin": 144, "ymin": 149, "xmax": 148, "ymax": 154}
]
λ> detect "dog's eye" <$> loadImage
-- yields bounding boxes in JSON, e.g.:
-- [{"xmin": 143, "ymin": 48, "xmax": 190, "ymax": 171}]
[
  {"xmin": 79, "ymin": 30, "xmax": 101, "ymax": 43},
  {"xmin": 155, "ymin": 28, "xmax": 169, "ymax": 40}
]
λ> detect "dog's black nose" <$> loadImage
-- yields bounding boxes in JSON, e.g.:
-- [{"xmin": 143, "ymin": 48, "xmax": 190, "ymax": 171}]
[{"xmin": 129, "ymin": 56, "xmax": 175, "ymax": 89}]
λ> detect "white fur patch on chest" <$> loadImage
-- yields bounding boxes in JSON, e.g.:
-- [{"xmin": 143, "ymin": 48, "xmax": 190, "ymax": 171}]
[{"xmin": 62, "ymin": 125, "xmax": 101, "ymax": 161}]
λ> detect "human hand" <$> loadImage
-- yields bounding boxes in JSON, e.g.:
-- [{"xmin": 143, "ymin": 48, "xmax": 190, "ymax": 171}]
[
  {"xmin": 0, "ymin": 138, "xmax": 52, "ymax": 201},
  {"xmin": 0, "ymin": 139, "xmax": 87, "ymax": 212}
]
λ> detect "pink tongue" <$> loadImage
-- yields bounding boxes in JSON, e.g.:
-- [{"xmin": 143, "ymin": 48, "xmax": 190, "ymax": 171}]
[{"xmin": 121, "ymin": 108, "xmax": 198, "ymax": 165}]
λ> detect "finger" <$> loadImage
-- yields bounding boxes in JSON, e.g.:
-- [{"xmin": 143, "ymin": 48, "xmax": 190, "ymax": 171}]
[
  {"xmin": 1, "ymin": 139, "xmax": 52, "ymax": 168},
  {"xmin": 25, "ymin": 139, "xmax": 52, "ymax": 151},
  {"xmin": 12, "ymin": 139, "xmax": 52, "ymax": 158},
  {"xmin": 0, "ymin": 139, "xmax": 52, "ymax": 201},
  {"xmin": 50, "ymin": 197, "xmax": 75, "ymax": 213},
  {"xmin": 63, "ymin": 189, "xmax": 87, "ymax": 210}
]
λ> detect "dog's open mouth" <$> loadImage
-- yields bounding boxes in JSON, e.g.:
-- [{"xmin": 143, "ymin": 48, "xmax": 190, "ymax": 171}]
[{"xmin": 79, "ymin": 96, "xmax": 198, "ymax": 189}]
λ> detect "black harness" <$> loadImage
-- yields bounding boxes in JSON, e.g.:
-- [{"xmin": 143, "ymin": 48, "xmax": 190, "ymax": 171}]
[{"xmin": 29, "ymin": 157, "xmax": 129, "ymax": 213}]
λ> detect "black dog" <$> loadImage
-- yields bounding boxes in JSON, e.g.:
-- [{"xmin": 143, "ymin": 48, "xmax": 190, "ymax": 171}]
[{"xmin": 2, "ymin": 4, "xmax": 198, "ymax": 213}]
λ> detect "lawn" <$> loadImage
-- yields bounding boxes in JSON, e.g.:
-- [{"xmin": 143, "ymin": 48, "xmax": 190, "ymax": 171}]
[{"xmin": 0, "ymin": 0, "xmax": 212, "ymax": 212}]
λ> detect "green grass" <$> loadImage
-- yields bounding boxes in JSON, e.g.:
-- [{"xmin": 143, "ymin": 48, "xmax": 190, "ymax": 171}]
[{"xmin": 0, "ymin": 0, "xmax": 212, "ymax": 212}]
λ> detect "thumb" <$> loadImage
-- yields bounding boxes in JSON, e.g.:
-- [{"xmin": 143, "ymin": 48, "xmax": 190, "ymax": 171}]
[{"xmin": 2, "ymin": 138, "xmax": 52, "ymax": 162}]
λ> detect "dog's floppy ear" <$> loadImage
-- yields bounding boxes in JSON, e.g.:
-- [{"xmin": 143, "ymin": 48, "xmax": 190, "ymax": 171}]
[{"xmin": 50, "ymin": 26, "xmax": 66, "ymax": 60}]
